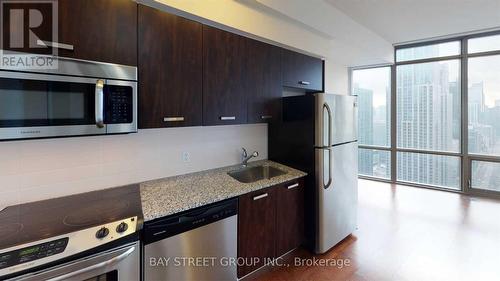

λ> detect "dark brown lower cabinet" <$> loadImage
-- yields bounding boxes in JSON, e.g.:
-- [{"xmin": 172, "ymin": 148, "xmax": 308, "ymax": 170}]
[
  {"xmin": 238, "ymin": 187, "xmax": 276, "ymax": 278},
  {"xmin": 276, "ymin": 178, "xmax": 305, "ymax": 256},
  {"xmin": 237, "ymin": 178, "xmax": 305, "ymax": 278}
]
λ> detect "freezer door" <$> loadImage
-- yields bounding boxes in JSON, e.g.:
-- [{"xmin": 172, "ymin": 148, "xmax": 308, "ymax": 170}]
[
  {"xmin": 315, "ymin": 142, "xmax": 358, "ymax": 254},
  {"xmin": 315, "ymin": 93, "xmax": 357, "ymax": 147}
]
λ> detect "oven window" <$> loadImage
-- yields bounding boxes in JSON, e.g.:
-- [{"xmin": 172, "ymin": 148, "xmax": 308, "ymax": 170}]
[
  {"xmin": 0, "ymin": 78, "xmax": 95, "ymax": 127},
  {"xmin": 83, "ymin": 270, "xmax": 118, "ymax": 281}
]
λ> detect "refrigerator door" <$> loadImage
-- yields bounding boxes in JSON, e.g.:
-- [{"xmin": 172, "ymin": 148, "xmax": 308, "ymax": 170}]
[
  {"xmin": 315, "ymin": 142, "xmax": 358, "ymax": 254},
  {"xmin": 315, "ymin": 93, "xmax": 357, "ymax": 147}
]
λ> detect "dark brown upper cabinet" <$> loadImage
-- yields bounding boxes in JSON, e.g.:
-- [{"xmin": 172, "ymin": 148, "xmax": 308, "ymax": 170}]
[
  {"xmin": 203, "ymin": 26, "xmax": 248, "ymax": 125},
  {"xmin": 54, "ymin": 0, "xmax": 137, "ymax": 65},
  {"xmin": 138, "ymin": 5, "xmax": 202, "ymax": 129},
  {"xmin": 246, "ymin": 40, "xmax": 282, "ymax": 124},
  {"xmin": 238, "ymin": 186, "xmax": 277, "ymax": 278},
  {"xmin": 282, "ymin": 49, "xmax": 323, "ymax": 91}
]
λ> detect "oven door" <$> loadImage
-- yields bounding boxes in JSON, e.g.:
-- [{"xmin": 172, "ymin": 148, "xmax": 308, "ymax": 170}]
[
  {"xmin": 0, "ymin": 71, "xmax": 136, "ymax": 140},
  {"xmin": 8, "ymin": 242, "xmax": 139, "ymax": 281}
]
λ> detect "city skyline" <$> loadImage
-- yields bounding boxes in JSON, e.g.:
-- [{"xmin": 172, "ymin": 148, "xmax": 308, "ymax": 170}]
[{"xmin": 355, "ymin": 40, "xmax": 500, "ymax": 191}]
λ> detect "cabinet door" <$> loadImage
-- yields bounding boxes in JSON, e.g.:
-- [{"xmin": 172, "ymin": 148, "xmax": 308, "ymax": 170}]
[
  {"xmin": 238, "ymin": 187, "xmax": 276, "ymax": 278},
  {"xmin": 246, "ymin": 40, "xmax": 282, "ymax": 124},
  {"xmin": 203, "ymin": 26, "xmax": 247, "ymax": 125},
  {"xmin": 276, "ymin": 178, "xmax": 305, "ymax": 256},
  {"xmin": 138, "ymin": 5, "xmax": 202, "ymax": 128},
  {"xmin": 55, "ymin": 0, "xmax": 137, "ymax": 65},
  {"xmin": 282, "ymin": 49, "xmax": 323, "ymax": 91}
]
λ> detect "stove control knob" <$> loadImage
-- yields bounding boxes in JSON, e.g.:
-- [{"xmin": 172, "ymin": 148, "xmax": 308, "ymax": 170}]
[
  {"xmin": 95, "ymin": 227, "xmax": 109, "ymax": 239},
  {"xmin": 116, "ymin": 222, "xmax": 128, "ymax": 233}
]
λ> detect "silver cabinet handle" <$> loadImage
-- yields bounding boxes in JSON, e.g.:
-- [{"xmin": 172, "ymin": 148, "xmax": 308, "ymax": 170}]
[
  {"xmin": 287, "ymin": 183, "xmax": 299, "ymax": 190},
  {"xmin": 95, "ymin": 79, "xmax": 105, "ymax": 128},
  {"xmin": 299, "ymin": 81, "xmax": 310, "ymax": 85},
  {"xmin": 164, "ymin": 117, "xmax": 185, "ymax": 122},
  {"xmin": 220, "ymin": 116, "xmax": 236, "ymax": 121},
  {"xmin": 261, "ymin": 115, "xmax": 272, "ymax": 119},
  {"xmin": 36, "ymin": 39, "xmax": 74, "ymax": 51},
  {"xmin": 49, "ymin": 246, "xmax": 135, "ymax": 281},
  {"xmin": 253, "ymin": 193, "xmax": 268, "ymax": 201}
]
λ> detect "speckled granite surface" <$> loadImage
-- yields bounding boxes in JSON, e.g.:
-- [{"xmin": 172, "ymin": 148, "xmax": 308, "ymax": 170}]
[{"xmin": 140, "ymin": 160, "xmax": 307, "ymax": 221}]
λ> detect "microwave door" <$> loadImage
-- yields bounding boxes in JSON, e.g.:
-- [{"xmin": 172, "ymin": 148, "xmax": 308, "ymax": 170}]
[{"xmin": 0, "ymin": 72, "xmax": 106, "ymax": 140}]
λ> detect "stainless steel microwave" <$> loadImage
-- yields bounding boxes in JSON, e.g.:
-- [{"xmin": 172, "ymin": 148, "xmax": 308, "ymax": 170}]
[{"xmin": 0, "ymin": 57, "xmax": 137, "ymax": 140}]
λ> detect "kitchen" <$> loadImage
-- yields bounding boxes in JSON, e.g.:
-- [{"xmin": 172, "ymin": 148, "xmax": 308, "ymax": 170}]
[{"xmin": 2, "ymin": 0, "xmax": 500, "ymax": 281}]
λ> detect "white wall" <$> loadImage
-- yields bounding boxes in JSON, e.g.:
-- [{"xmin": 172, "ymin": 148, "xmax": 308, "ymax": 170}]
[
  {"xmin": 325, "ymin": 62, "xmax": 349, "ymax": 95},
  {"xmin": 0, "ymin": 125, "xmax": 267, "ymax": 209}
]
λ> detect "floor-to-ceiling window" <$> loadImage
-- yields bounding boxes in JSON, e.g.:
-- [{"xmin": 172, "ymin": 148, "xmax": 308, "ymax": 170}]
[
  {"xmin": 352, "ymin": 31, "xmax": 500, "ymax": 196},
  {"xmin": 352, "ymin": 66, "xmax": 391, "ymax": 180},
  {"xmin": 395, "ymin": 42, "xmax": 462, "ymax": 190},
  {"xmin": 467, "ymin": 34, "xmax": 500, "ymax": 194}
]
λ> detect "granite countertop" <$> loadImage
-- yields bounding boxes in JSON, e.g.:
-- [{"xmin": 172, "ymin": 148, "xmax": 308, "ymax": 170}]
[{"xmin": 140, "ymin": 160, "xmax": 307, "ymax": 221}]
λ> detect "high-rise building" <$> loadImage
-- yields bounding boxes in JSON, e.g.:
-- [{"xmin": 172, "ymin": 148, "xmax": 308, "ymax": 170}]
[
  {"xmin": 449, "ymin": 81, "xmax": 461, "ymax": 139},
  {"xmin": 355, "ymin": 84, "xmax": 374, "ymax": 175},
  {"xmin": 396, "ymin": 47, "xmax": 458, "ymax": 188},
  {"xmin": 467, "ymin": 82, "xmax": 498, "ymax": 154},
  {"xmin": 468, "ymin": 82, "xmax": 484, "ymax": 125}
]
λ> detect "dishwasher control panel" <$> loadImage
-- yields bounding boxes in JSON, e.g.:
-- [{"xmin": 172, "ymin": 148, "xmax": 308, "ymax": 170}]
[{"xmin": 143, "ymin": 198, "xmax": 238, "ymax": 245}]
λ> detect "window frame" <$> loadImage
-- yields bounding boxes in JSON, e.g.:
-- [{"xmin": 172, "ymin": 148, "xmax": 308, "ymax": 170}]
[
  {"xmin": 395, "ymin": 39, "xmax": 461, "ymax": 63},
  {"xmin": 350, "ymin": 30, "xmax": 500, "ymax": 199}
]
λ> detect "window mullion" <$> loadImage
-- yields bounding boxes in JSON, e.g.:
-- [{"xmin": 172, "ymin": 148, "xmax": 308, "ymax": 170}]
[{"xmin": 391, "ymin": 64, "xmax": 397, "ymax": 183}]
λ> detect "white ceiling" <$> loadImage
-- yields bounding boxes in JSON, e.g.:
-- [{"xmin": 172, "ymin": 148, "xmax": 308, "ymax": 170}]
[
  {"xmin": 327, "ymin": 0, "xmax": 500, "ymax": 44},
  {"xmin": 254, "ymin": 0, "xmax": 395, "ymax": 65}
]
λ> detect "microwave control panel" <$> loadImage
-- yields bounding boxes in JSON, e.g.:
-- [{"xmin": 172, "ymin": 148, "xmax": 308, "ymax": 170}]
[{"xmin": 105, "ymin": 85, "xmax": 133, "ymax": 124}]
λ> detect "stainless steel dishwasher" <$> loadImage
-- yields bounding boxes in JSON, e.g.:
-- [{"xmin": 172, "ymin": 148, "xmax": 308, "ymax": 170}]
[{"xmin": 143, "ymin": 198, "xmax": 238, "ymax": 281}]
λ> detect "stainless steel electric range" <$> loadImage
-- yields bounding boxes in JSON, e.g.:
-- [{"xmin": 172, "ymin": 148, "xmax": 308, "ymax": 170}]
[{"xmin": 0, "ymin": 185, "xmax": 142, "ymax": 281}]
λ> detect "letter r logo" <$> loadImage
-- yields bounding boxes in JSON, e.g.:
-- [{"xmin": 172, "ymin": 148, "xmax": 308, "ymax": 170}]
[
  {"xmin": 0, "ymin": 0, "xmax": 59, "ymax": 70},
  {"xmin": 1, "ymin": 0, "xmax": 56, "ymax": 55},
  {"xmin": 9, "ymin": 8, "xmax": 43, "ymax": 48}
]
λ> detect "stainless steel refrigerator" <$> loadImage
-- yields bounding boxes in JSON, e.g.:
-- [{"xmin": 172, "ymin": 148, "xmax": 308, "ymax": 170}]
[{"xmin": 269, "ymin": 93, "xmax": 358, "ymax": 254}]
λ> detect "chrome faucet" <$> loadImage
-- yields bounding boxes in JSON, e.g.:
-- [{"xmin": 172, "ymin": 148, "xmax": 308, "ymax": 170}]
[{"xmin": 241, "ymin": 147, "xmax": 259, "ymax": 167}]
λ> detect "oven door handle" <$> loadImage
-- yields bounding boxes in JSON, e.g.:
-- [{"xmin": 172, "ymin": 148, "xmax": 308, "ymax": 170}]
[
  {"xmin": 95, "ymin": 79, "xmax": 105, "ymax": 128},
  {"xmin": 48, "ymin": 245, "xmax": 135, "ymax": 281}
]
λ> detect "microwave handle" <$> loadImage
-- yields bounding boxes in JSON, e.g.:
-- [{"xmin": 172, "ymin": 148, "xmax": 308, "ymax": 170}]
[{"xmin": 95, "ymin": 79, "xmax": 105, "ymax": 128}]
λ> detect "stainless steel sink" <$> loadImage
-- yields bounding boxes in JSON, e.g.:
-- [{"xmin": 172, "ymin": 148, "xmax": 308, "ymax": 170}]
[{"xmin": 228, "ymin": 165, "xmax": 287, "ymax": 183}]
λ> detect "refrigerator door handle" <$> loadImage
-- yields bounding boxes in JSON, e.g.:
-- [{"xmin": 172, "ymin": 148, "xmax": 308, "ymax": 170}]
[
  {"xmin": 324, "ymin": 149, "xmax": 332, "ymax": 189},
  {"xmin": 323, "ymin": 103, "xmax": 332, "ymax": 147}
]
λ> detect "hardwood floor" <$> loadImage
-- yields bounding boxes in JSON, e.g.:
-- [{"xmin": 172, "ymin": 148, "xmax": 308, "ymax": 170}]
[{"xmin": 247, "ymin": 179, "xmax": 500, "ymax": 281}]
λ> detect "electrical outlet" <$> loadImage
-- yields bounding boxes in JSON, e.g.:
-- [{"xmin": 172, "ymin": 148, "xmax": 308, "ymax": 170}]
[{"xmin": 182, "ymin": 151, "xmax": 191, "ymax": 163}]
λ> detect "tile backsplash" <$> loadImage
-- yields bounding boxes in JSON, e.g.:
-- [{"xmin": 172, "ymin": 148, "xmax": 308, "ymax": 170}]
[{"xmin": 0, "ymin": 124, "xmax": 267, "ymax": 209}]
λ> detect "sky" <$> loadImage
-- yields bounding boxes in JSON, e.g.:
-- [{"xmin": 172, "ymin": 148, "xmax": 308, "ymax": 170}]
[
  {"xmin": 352, "ymin": 67, "xmax": 390, "ymax": 108},
  {"xmin": 468, "ymin": 55, "xmax": 500, "ymax": 108}
]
